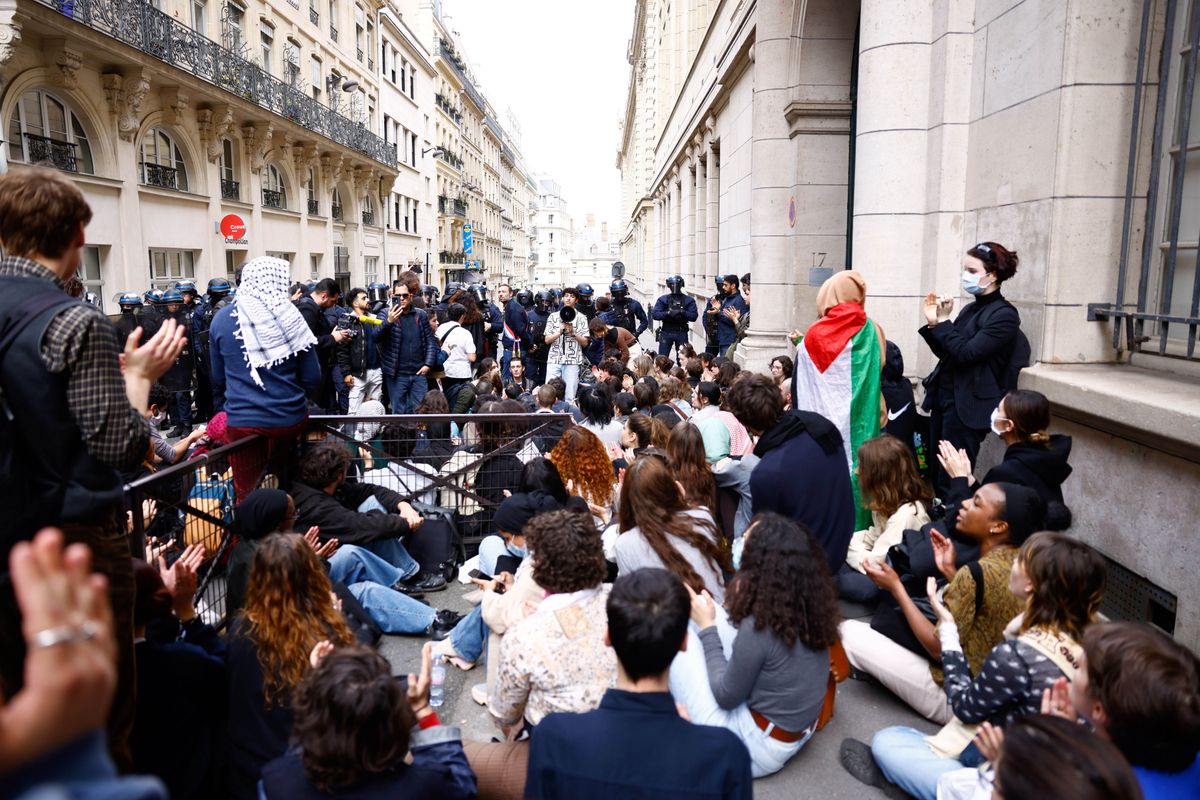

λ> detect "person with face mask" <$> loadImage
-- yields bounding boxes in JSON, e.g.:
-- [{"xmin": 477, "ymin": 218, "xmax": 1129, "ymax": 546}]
[{"xmin": 919, "ymin": 241, "xmax": 1023, "ymax": 497}]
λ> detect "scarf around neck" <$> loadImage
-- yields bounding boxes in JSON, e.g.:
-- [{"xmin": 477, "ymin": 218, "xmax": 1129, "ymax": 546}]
[{"xmin": 232, "ymin": 257, "xmax": 316, "ymax": 387}]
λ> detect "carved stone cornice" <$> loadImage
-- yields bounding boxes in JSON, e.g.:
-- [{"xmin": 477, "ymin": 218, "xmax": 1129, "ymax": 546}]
[
  {"xmin": 197, "ymin": 103, "xmax": 233, "ymax": 163},
  {"xmin": 293, "ymin": 142, "xmax": 318, "ymax": 173},
  {"xmin": 103, "ymin": 69, "xmax": 150, "ymax": 142},
  {"xmin": 160, "ymin": 86, "xmax": 189, "ymax": 127},
  {"xmin": 241, "ymin": 122, "xmax": 274, "ymax": 173},
  {"xmin": 0, "ymin": 2, "xmax": 24, "ymax": 83},
  {"xmin": 44, "ymin": 38, "xmax": 82, "ymax": 90},
  {"xmin": 321, "ymin": 152, "xmax": 344, "ymax": 186}
]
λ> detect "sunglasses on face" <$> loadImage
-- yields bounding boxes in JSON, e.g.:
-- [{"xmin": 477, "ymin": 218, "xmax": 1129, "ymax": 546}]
[{"xmin": 395, "ymin": 292, "xmax": 411, "ymax": 298}]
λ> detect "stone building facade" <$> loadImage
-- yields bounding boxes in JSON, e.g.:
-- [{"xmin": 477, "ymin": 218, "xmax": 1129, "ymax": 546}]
[{"xmin": 619, "ymin": 0, "xmax": 1200, "ymax": 647}]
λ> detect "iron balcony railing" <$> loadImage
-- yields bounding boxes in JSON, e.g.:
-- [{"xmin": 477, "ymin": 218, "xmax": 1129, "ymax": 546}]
[
  {"xmin": 330, "ymin": 24, "xmax": 338, "ymax": 42},
  {"xmin": 439, "ymin": 39, "xmax": 486, "ymax": 113},
  {"xmin": 356, "ymin": 47, "xmax": 363, "ymax": 61},
  {"xmin": 309, "ymin": 8, "xmax": 318, "ymax": 25},
  {"xmin": 437, "ymin": 149, "xmax": 463, "ymax": 170},
  {"xmin": 262, "ymin": 188, "xmax": 284, "ymax": 209},
  {"xmin": 307, "ymin": 197, "xmax": 319, "ymax": 215},
  {"xmin": 1090, "ymin": 0, "xmax": 1200, "ymax": 359},
  {"xmin": 331, "ymin": 203, "xmax": 343, "ymax": 221},
  {"xmin": 142, "ymin": 161, "xmax": 179, "ymax": 189},
  {"xmin": 220, "ymin": 178, "xmax": 239, "ymax": 200},
  {"xmin": 41, "ymin": 0, "xmax": 396, "ymax": 169},
  {"xmin": 361, "ymin": 209, "xmax": 374, "ymax": 225},
  {"xmin": 439, "ymin": 250, "xmax": 465, "ymax": 264},
  {"xmin": 23, "ymin": 133, "xmax": 78, "ymax": 172}
]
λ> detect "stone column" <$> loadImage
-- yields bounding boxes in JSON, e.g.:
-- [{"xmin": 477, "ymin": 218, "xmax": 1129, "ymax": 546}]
[
  {"xmin": 706, "ymin": 141, "xmax": 720, "ymax": 292},
  {"xmin": 669, "ymin": 172, "xmax": 681, "ymax": 284},
  {"xmin": 694, "ymin": 143, "xmax": 707, "ymax": 289},
  {"xmin": 680, "ymin": 149, "xmax": 695, "ymax": 285}
]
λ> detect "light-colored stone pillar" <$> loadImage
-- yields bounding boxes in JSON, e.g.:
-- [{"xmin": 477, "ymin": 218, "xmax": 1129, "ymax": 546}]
[
  {"xmin": 706, "ymin": 136, "xmax": 720, "ymax": 291},
  {"xmin": 694, "ymin": 144, "xmax": 706, "ymax": 289},
  {"xmin": 680, "ymin": 149, "xmax": 695, "ymax": 285},
  {"xmin": 669, "ymin": 172, "xmax": 681, "ymax": 284}
]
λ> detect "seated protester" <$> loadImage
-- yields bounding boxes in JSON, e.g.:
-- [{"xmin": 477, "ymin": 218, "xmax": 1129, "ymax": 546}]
[
  {"xmin": 227, "ymin": 489, "xmax": 458, "ymax": 636},
  {"xmin": 941, "ymin": 389, "xmax": 1072, "ymax": 506},
  {"xmin": 465, "ymin": 512, "xmax": 618, "ymax": 798},
  {"xmin": 577, "ymin": 382, "xmax": 624, "ymax": 448},
  {"xmin": 532, "ymin": 384, "xmax": 570, "ymax": 453},
  {"xmin": 1057, "ymin": 621, "xmax": 1200, "ymax": 799},
  {"xmin": 658, "ymin": 377, "xmax": 693, "ymax": 420},
  {"xmin": 547, "ymin": 377, "xmax": 585, "ymax": 421},
  {"xmin": 844, "ymin": 531, "xmax": 1107, "ymax": 800},
  {"xmin": 504, "ymin": 354, "xmax": 534, "ymax": 396},
  {"xmin": 670, "ymin": 514, "xmax": 839, "ymax": 778},
  {"xmin": 685, "ymin": 357, "xmax": 704, "ymax": 389},
  {"xmin": 260, "ymin": 643, "xmax": 475, "ymax": 799},
  {"xmin": 226, "ymin": 535, "xmax": 356, "ymax": 800},
  {"xmin": 412, "ymin": 391, "xmax": 456, "ymax": 469},
  {"xmin": 630, "ymin": 353, "xmax": 655, "ymax": 379},
  {"xmin": 690, "ymin": 381, "xmax": 733, "ymax": 463},
  {"xmin": 992, "ymin": 716, "xmax": 1143, "ymax": 800},
  {"xmin": 840, "ymin": 482, "xmax": 1047, "ymax": 723},
  {"xmin": 145, "ymin": 383, "xmax": 207, "ymax": 466},
  {"xmin": 475, "ymin": 357, "xmax": 504, "ymax": 396},
  {"xmin": 291, "ymin": 441, "xmax": 445, "ymax": 594},
  {"xmin": 361, "ymin": 422, "xmax": 438, "ymax": 505},
  {"xmin": 725, "ymin": 373, "xmax": 854, "ymax": 574},
  {"xmin": 593, "ymin": 358, "xmax": 626, "ymax": 397},
  {"xmin": 614, "ymin": 390, "xmax": 638, "ymax": 418},
  {"xmin": 666, "ymin": 422, "xmax": 716, "ymax": 512},
  {"xmin": 132, "ymin": 551, "xmax": 226, "ymax": 800},
  {"xmin": 548, "ymin": 426, "xmax": 615, "ymax": 510},
  {"xmin": 617, "ymin": 412, "xmax": 669, "ymax": 465},
  {"xmin": 589, "ymin": 315, "xmax": 637, "ymax": 363},
  {"xmin": 528, "ymin": 569, "xmax": 753, "ymax": 800},
  {"xmin": 838, "ymin": 435, "xmax": 933, "ymax": 605},
  {"xmin": 477, "ymin": 491, "xmax": 560, "ymax": 579},
  {"xmin": 615, "ymin": 455, "xmax": 730, "ymax": 603}
]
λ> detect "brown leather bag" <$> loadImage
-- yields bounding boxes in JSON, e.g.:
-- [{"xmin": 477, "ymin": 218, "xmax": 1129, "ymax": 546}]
[{"xmin": 816, "ymin": 639, "xmax": 850, "ymax": 731}]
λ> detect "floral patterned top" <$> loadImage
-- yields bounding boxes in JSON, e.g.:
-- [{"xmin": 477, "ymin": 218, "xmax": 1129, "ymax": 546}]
[{"xmin": 490, "ymin": 586, "xmax": 617, "ymax": 727}]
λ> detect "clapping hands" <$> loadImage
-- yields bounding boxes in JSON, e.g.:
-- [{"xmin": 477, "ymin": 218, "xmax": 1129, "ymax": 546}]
[{"xmin": 937, "ymin": 440, "xmax": 973, "ymax": 481}]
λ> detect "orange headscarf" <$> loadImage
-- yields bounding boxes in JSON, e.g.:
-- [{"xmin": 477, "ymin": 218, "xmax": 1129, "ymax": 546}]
[{"xmin": 816, "ymin": 270, "xmax": 868, "ymax": 317}]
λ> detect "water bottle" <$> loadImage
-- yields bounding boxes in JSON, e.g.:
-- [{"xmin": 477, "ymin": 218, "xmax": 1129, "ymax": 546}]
[{"xmin": 429, "ymin": 653, "xmax": 446, "ymax": 707}]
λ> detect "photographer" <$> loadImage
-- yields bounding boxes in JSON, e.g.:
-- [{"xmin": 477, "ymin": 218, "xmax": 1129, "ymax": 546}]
[
  {"xmin": 336, "ymin": 288, "xmax": 383, "ymax": 417},
  {"xmin": 544, "ymin": 287, "xmax": 591, "ymax": 404},
  {"xmin": 652, "ymin": 275, "xmax": 698, "ymax": 361}
]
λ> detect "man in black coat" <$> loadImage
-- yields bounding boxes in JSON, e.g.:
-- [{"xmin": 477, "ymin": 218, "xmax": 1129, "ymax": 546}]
[{"xmin": 295, "ymin": 277, "xmax": 349, "ymax": 410}]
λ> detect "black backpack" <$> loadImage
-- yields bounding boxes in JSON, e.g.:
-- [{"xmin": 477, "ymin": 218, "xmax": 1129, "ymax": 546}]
[{"xmin": 975, "ymin": 300, "xmax": 1032, "ymax": 393}]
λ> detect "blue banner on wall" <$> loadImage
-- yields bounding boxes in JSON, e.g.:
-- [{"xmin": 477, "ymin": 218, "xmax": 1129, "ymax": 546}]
[{"xmin": 463, "ymin": 224, "xmax": 473, "ymax": 255}]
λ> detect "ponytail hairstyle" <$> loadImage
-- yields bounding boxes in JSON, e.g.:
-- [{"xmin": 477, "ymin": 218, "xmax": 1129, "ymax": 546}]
[
  {"xmin": 967, "ymin": 241, "xmax": 1019, "ymax": 283},
  {"xmin": 1017, "ymin": 531, "xmax": 1107, "ymax": 642},
  {"xmin": 1003, "ymin": 389, "xmax": 1052, "ymax": 445}
]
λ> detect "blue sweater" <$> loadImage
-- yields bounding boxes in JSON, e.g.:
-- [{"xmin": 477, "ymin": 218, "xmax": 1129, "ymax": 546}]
[{"xmin": 209, "ymin": 305, "xmax": 321, "ymax": 428}]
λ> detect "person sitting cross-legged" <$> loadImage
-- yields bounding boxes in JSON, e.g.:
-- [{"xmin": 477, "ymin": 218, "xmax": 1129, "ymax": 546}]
[
  {"xmin": 527, "ymin": 568, "xmax": 753, "ymax": 800},
  {"xmin": 291, "ymin": 441, "xmax": 446, "ymax": 596}
]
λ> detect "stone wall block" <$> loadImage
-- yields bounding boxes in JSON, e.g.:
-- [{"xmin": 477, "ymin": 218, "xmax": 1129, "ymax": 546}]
[{"xmin": 981, "ymin": 0, "xmax": 1068, "ymax": 117}]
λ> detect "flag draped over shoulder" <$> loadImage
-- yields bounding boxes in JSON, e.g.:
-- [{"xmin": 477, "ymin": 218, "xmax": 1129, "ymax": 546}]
[{"xmin": 793, "ymin": 301, "xmax": 882, "ymax": 528}]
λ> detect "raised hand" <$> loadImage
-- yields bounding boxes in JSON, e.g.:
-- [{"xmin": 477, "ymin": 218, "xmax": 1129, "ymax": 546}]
[
  {"xmin": 407, "ymin": 641, "xmax": 434, "ymax": 716},
  {"xmin": 1040, "ymin": 676, "xmax": 1075, "ymax": 720},
  {"xmin": 309, "ymin": 639, "xmax": 334, "ymax": 668},
  {"xmin": 862, "ymin": 557, "xmax": 902, "ymax": 594},
  {"xmin": 926, "ymin": 576, "xmax": 956, "ymax": 626},
  {"xmin": 937, "ymin": 440, "xmax": 973, "ymax": 480},
  {"xmin": 684, "ymin": 583, "xmax": 717, "ymax": 629},
  {"xmin": 929, "ymin": 528, "xmax": 958, "ymax": 583}
]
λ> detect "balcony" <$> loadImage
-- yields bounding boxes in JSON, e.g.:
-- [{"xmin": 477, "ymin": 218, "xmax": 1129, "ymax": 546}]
[
  {"xmin": 435, "ymin": 93, "xmax": 462, "ymax": 124},
  {"xmin": 436, "ymin": 149, "xmax": 463, "ymax": 170},
  {"xmin": 368, "ymin": 58, "xmax": 374, "ymax": 71},
  {"xmin": 356, "ymin": 47, "xmax": 363, "ymax": 62},
  {"xmin": 330, "ymin": 25, "xmax": 338, "ymax": 42},
  {"xmin": 309, "ymin": 8, "xmax": 318, "ymax": 25},
  {"xmin": 331, "ymin": 203, "xmax": 343, "ymax": 221},
  {"xmin": 437, "ymin": 195, "xmax": 468, "ymax": 218},
  {"xmin": 38, "ymin": 0, "xmax": 395, "ymax": 169},
  {"xmin": 307, "ymin": 197, "xmax": 319, "ymax": 215},
  {"xmin": 361, "ymin": 210, "xmax": 374, "ymax": 225},
  {"xmin": 438, "ymin": 250, "xmax": 466, "ymax": 264},
  {"xmin": 220, "ymin": 178, "xmax": 239, "ymax": 200},
  {"xmin": 23, "ymin": 133, "xmax": 78, "ymax": 172},
  {"xmin": 141, "ymin": 161, "xmax": 179, "ymax": 190},
  {"xmin": 262, "ymin": 188, "xmax": 284, "ymax": 209}
]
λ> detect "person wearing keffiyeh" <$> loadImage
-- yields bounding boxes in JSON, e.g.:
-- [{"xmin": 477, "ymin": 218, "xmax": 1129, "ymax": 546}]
[{"xmin": 209, "ymin": 257, "xmax": 322, "ymax": 502}]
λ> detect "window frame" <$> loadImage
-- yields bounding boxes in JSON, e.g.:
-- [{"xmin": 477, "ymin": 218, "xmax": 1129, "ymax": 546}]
[{"xmin": 6, "ymin": 87, "xmax": 95, "ymax": 174}]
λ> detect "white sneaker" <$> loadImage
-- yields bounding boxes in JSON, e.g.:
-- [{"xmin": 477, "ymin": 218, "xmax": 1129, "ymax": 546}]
[{"xmin": 470, "ymin": 682, "xmax": 488, "ymax": 706}]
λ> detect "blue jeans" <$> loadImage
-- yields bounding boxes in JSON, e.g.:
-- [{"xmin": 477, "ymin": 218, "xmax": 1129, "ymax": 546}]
[
  {"xmin": 346, "ymin": 581, "xmax": 435, "ymax": 634},
  {"xmin": 171, "ymin": 390, "xmax": 192, "ymax": 428},
  {"xmin": 328, "ymin": 543, "xmax": 413, "ymax": 585},
  {"xmin": 546, "ymin": 362, "xmax": 580, "ymax": 403},
  {"xmin": 387, "ymin": 372, "xmax": 427, "ymax": 414},
  {"xmin": 658, "ymin": 331, "xmax": 688, "ymax": 359},
  {"xmin": 872, "ymin": 726, "xmax": 963, "ymax": 800},
  {"xmin": 501, "ymin": 347, "xmax": 515, "ymax": 382},
  {"xmin": 448, "ymin": 604, "xmax": 489, "ymax": 663}
]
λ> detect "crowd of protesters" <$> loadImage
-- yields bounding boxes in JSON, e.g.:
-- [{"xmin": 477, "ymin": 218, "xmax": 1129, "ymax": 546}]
[{"xmin": 1, "ymin": 165, "xmax": 1198, "ymax": 800}]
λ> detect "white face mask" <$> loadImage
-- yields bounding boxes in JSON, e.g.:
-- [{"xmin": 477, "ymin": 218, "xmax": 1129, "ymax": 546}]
[
  {"xmin": 990, "ymin": 407, "xmax": 1010, "ymax": 437},
  {"xmin": 962, "ymin": 270, "xmax": 992, "ymax": 296}
]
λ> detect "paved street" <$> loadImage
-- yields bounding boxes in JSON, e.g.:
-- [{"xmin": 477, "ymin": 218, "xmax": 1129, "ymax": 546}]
[{"xmin": 379, "ymin": 583, "xmax": 933, "ymax": 798}]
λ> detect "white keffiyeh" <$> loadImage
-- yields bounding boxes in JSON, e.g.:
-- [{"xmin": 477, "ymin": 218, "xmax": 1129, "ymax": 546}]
[{"xmin": 232, "ymin": 257, "xmax": 316, "ymax": 387}]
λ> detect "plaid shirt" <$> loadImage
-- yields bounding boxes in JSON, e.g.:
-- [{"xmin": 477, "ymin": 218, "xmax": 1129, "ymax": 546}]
[{"xmin": 0, "ymin": 256, "xmax": 150, "ymax": 467}]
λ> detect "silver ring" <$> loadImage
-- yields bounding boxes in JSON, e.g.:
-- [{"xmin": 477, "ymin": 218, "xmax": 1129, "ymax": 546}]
[{"xmin": 30, "ymin": 625, "xmax": 80, "ymax": 649}]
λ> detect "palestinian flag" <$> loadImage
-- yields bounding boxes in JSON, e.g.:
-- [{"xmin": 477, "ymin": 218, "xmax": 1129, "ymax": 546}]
[{"xmin": 793, "ymin": 302, "xmax": 882, "ymax": 528}]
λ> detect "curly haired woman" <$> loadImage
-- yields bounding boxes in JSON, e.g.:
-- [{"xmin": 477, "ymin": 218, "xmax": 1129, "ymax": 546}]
[
  {"xmin": 670, "ymin": 513, "xmax": 840, "ymax": 778},
  {"xmin": 548, "ymin": 426, "xmax": 614, "ymax": 509},
  {"xmin": 227, "ymin": 534, "xmax": 355, "ymax": 800}
]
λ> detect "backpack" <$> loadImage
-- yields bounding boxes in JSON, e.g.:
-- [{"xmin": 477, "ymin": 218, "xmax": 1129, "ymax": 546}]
[
  {"xmin": 432, "ymin": 322, "xmax": 455, "ymax": 371},
  {"xmin": 184, "ymin": 467, "xmax": 235, "ymax": 553},
  {"xmin": 975, "ymin": 300, "xmax": 1031, "ymax": 394}
]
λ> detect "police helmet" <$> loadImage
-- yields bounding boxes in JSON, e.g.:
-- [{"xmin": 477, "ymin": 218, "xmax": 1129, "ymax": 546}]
[
  {"xmin": 515, "ymin": 288, "xmax": 533, "ymax": 307},
  {"xmin": 609, "ymin": 279, "xmax": 629, "ymax": 298},
  {"xmin": 423, "ymin": 284, "xmax": 440, "ymax": 303},
  {"xmin": 175, "ymin": 279, "xmax": 198, "ymax": 295},
  {"xmin": 117, "ymin": 292, "xmax": 143, "ymax": 309},
  {"xmin": 367, "ymin": 282, "xmax": 389, "ymax": 304},
  {"xmin": 575, "ymin": 282, "xmax": 594, "ymax": 298},
  {"xmin": 666, "ymin": 275, "xmax": 685, "ymax": 294},
  {"xmin": 468, "ymin": 282, "xmax": 488, "ymax": 304},
  {"xmin": 207, "ymin": 277, "xmax": 232, "ymax": 296},
  {"xmin": 144, "ymin": 289, "xmax": 165, "ymax": 305},
  {"xmin": 161, "ymin": 289, "xmax": 185, "ymax": 304},
  {"xmin": 534, "ymin": 290, "xmax": 552, "ymax": 311}
]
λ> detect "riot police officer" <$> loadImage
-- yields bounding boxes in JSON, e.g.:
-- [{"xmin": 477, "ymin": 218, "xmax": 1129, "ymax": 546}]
[
  {"xmin": 651, "ymin": 275, "xmax": 699, "ymax": 361},
  {"xmin": 193, "ymin": 277, "xmax": 232, "ymax": 420},
  {"xmin": 575, "ymin": 282, "xmax": 597, "ymax": 323},
  {"xmin": 159, "ymin": 289, "xmax": 196, "ymax": 437},
  {"xmin": 608, "ymin": 279, "xmax": 649, "ymax": 337},
  {"xmin": 526, "ymin": 289, "xmax": 553, "ymax": 386},
  {"xmin": 114, "ymin": 292, "xmax": 144, "ymax": 341}
]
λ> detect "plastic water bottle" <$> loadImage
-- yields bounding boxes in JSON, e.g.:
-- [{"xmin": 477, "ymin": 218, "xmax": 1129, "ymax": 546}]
[{"xmin": 429, "ymin": 653, "xmax": 446, "ymax": 707}]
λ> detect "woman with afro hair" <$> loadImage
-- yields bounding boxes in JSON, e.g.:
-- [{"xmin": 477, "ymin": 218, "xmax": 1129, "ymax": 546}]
[{"xmin": 669, "ymin": 513, "xmax": 840, "ymax": 778}]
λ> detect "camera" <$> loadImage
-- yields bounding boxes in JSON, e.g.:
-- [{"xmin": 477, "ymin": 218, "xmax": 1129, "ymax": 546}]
[{"xmin": 559, "ymin": 306, "xmax": 576, "ymax": 323}]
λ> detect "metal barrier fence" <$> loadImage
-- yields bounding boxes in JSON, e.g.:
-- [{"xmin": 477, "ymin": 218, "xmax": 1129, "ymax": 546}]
[{"xmin": 122, "ymin": 412, "xmax": 574, "ymax": 628}]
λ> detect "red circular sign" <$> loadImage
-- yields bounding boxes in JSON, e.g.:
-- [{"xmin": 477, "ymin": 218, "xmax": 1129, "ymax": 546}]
[{"xmin": 220, "ymin": 213, "xmax": 247, "ymax": 239}]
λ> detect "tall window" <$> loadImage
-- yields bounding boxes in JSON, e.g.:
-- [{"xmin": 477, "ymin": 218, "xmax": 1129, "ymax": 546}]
[
  {"xmin": 354, "ymin": 5, "xmax": 365, "ymax": 58},
  {"xmin": 263, "ymin": 163, "xmax": 286, "ymax": 209},
  {"xmin": 306, "ymin": 167, "xmax": 319, "ymax": 214},
  {"xmin": 78, "ymin": 247, "xmax": 104, "ymax": 311},
  {"xmin": 364, "ymin": 256, "xmax": 378, "ymax": 286},
  {"xmin": 362, "ymin": 194, "xmax": 375, "ymax": 225},
  {"xmin": 219, "ymin": 138, "xmax": 238, "ymax": 200},
  {"xmin": 310, "ymin": 253, "xmax": 321, "ymax": 279},
  {"xmin": 260, "ymin": 22, "xmax": 274, "ymax": 74},
  {"xmin": 331, "ymin": 186, "xmax": 343, "ymax": 220},
  {"xmin": 191, "ymin": 0, "xmax": 206, "ymax": 33},
  {"xmin": 284, "ymin": 39, "xmax": 300, "ymax": 86},
  {"xmin": 140, "ymin": 127, "xmax": 188, "ymax": 191},
  {"xmin": 311, "ymin": 56, "xmax": 322, "ymax": 101},
  {"xmin": 222, "ymin": 1, "xmax": 245, "ymax": 52},
  {"xmin": 149, "ymin": 249, "xmax": 196, "ymax": 290},
  {"xmin": 6, "ymin": 89, "xmax": 94, "ymax": 174}
]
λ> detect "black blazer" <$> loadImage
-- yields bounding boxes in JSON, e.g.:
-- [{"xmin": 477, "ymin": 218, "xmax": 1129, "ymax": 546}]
[{"xmin": 919, "ymin": 292, "xmax": 1020, "ymax": 430}]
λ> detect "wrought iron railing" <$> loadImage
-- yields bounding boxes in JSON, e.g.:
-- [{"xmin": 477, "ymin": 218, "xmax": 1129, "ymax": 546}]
[
  {"xmin": 356, "ymin": 47, "xmax": 363, "ymax": 61},
  {"xmin": 361, "ymin": 210, "xmax": 374, "ymax": 225},
  {"xmin": 220, "ymin": 178, "xmax": 239, "ymax": 200},
  {"xmin": 142, "ymin": 161, "xmax": 179, "ymax": 189},
  {"xmin": 307, "ymin": 197, "xmax": 319, "ymax": 215},
  {"xmin": 331, "ymin": 203, "xmax": 343, "ymax": 221},
  {"xmin": 330, "ymin": 24, "xmax": 338, "ymax": 42},
  {"xmin": 439, "ymin": 250, "xmax": 465, "ymax": 264},
  {"xmin": 41, "ymin": 0, "xmax": 395, "ymax": 169},
  {"xmin": 262, "ymin": 188, "xmax": 284, "ymax": 208},
  {"xmin": 23, "ymin": 133, "xmax": 78, "ymax": 172},
  {"xmin": 437, "ymin": 149, "xmax": 463, "ymax": 170},
  {"xmin": 309, "ymin": 8, "xmax": 318, "ymax": 25}
]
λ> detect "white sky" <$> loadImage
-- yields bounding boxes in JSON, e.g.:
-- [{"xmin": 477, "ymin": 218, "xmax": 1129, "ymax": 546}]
[{"xmin": 440, "ymin": 0, "xmax": 634, "ymax": 232}]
